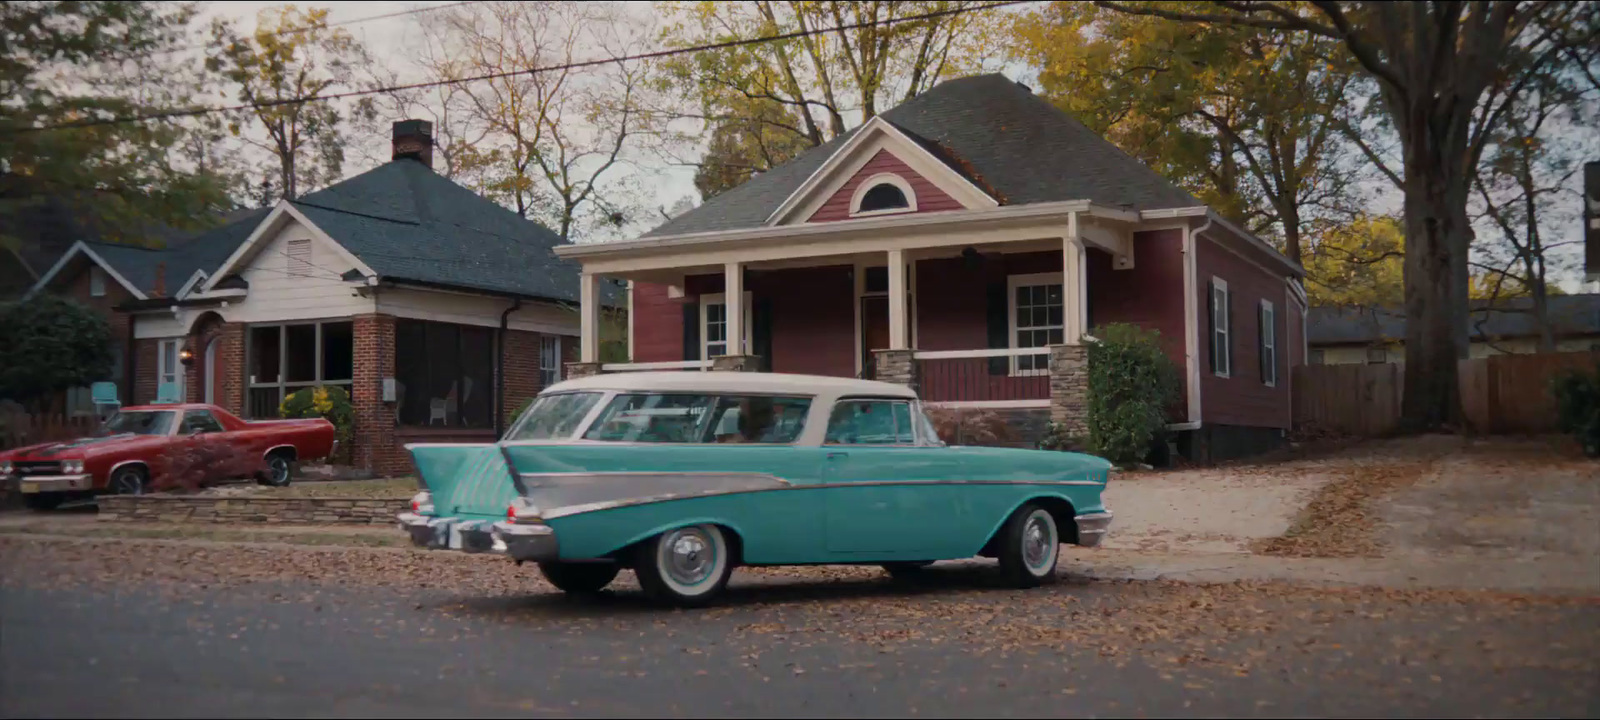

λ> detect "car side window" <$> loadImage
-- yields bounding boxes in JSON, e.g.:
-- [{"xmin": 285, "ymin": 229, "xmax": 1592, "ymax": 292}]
[
  {"xmin": 182, "ymin": 411, "xmax": 225, "ymax": 435},
  {"xmin": 825, "ymin": 400, "xmax": 916, "ymax": 445}
]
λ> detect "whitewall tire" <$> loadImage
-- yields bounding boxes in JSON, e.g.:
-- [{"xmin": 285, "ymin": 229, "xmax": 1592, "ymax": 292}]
[{"xmin": 634, "ymin": 524, "xmax": 734, "ymax": 607}]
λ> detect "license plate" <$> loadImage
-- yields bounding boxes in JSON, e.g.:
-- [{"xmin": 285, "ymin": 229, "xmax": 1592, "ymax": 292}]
[{"xmin": 19, "ymin": 483, "xmax": 40, "ymax": 494}]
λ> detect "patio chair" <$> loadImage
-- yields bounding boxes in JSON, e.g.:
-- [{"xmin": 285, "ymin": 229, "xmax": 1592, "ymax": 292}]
[{"xmin": 91, "ymin": 382, "xmax": 120, "ymax": 420}]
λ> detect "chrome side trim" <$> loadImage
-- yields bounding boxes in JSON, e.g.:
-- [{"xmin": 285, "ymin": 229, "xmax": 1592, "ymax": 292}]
[{"xmin": 519, "ymin": 470, "xmax": 791, "ymax": 486}]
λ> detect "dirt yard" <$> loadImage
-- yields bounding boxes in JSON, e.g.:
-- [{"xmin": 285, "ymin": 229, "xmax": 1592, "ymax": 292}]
[{"xmin": 1088, "ymin": 434, "xmax": 1600, "ymax": 594}]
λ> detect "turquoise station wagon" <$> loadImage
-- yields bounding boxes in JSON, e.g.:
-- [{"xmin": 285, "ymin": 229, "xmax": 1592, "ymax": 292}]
[{"xmin": 398, "ymin": 371, "xmax": 1114, "ymax": 606}]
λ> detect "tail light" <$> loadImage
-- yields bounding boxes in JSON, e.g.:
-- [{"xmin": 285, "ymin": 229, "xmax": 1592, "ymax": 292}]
[
  {"xmin": 409, "ymin": 491, "xmax": 434, "ymax": 515},
  {"xmin": 506, "ymin": 497, "xmax": 543, "ymax": 524}
]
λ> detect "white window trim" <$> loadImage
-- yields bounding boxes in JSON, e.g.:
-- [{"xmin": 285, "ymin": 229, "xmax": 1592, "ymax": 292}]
[
  {"xmin": 700, "ymin": 291, "xmax": 753, "ymax": 359},
  {"xmin": 1212, "ymin": 277, "xmax": 1231, "ymax": 378},
  {"xmin": 540, "ymin": 335, "xmax": 562, "ymax": 386},
  {"xmin": 157, "ymin": 339, "xmax": 185, "ymax": 395},
  {"xmin": 1260, "ymin": 299, "xmax": 1276, "ymax": 387},
  {"xmin": 1007, "ymin": 271, "xmax": 1065, "ymax": 377},
  {"xmin": 848, "ymin": 173, "xmax": 918, "ymax": 218},
  {"xmin": 88, "ymin": 266, "xmax": 106, "ymax": 297}
]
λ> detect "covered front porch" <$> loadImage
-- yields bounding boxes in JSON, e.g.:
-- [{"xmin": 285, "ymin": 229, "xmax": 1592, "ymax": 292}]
[{"xmin": 559, "ymin": 203, "xmax": 1164, "ymax": 438}]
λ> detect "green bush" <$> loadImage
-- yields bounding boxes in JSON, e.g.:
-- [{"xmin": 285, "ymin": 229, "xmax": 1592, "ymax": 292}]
[
  {"xmin": 1551, "ymin": 362, "xmax": 1600, "ymax": 458},
  {"xmin": 280, "ymin": 386, "xmax": 355, "ymax": 463},
  {"xmin": 0, "ymin": 295, "xmax": 113, "ymax": 412},
  {"xmin": 1084, "ymin": 323, "xmax": 1181, "ymax": 465}
]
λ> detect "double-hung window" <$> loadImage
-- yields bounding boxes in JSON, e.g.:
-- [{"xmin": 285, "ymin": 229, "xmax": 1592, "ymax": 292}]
[
  {"xmin": 1008, "ymin": 273, "xmax": 1064, "ymax": 375},
  {"xmin": 1259, "ymin": 300, "xmax": 1276, "ymax": 387},
  {"xmin": 157, "ymin": 339, "xmax": 184, "ymax": 395},
  {"xmin": 540, "ymin": 336, "xmax": 562, "ymax": 387},
  {"xmin": 1210, "ymin": 278, "xmax": 1231, "ymax": 377},
  {"xmin": 701, "ymin": 292, "xmax": 752, "ymax": 359}
]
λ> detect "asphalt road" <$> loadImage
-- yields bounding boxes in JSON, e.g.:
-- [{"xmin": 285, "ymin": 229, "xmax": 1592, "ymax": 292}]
[{"xmin": 1, "ymin": 540, "xmax": 1596, "ymax": 718}]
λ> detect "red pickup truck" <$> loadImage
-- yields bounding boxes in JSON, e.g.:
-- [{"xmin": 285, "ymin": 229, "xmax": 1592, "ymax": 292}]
[{"xmin": 0, "ymin": 403, "xmax": 337, "ymax": 510}]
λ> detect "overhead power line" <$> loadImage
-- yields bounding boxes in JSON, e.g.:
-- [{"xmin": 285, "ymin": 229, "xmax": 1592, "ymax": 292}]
[
  {"xmin": 113, "ymin": 1, "xmax": 477, "ymax": 62},
  {"xmin": 13, "ymin": 0, "xmax": 1030, "ymax": 135}
]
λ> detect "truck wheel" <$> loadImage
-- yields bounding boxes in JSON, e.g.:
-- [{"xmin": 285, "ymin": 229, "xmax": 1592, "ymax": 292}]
[
  {"xmin": 538, "ymin": 562, "xmax": 621, "ymax": 595},
  {"xmin": 633, "ymin": 524, "xmax": 733, "ymax": 608},
  {"xmin": 108, "ymin": 466, "xmax": 147, "ymax": 496},
  {"xmin": 23, "ymin": 493, "xmax": 66, "ymax": 511},
  {"xmin": 996, "ymin": 502, "xmax": 1060, "ymax": 589},
  {"xmin": 261, "ymin": 452, "xmax": 294, "ymax": 487}
]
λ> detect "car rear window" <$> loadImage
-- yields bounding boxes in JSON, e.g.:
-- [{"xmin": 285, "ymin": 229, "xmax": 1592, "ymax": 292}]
[
  {"xmin": 582, "ymin": 393, "xmax": 811, "ymax": 444},
  {"xmin": 505, "ymin": 392, "xmax": 602, "ymax": 441}
]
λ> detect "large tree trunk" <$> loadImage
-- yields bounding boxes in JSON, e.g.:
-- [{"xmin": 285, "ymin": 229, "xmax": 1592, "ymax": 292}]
[{"xmin": 1399, "ymin": 160, "xmax": 1471, "ymax": 430}]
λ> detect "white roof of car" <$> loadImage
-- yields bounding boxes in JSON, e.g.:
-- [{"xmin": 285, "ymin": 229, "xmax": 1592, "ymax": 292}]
[{"xmin": 545, "ymin": 371, "xmax": 918, "ymax": 399}]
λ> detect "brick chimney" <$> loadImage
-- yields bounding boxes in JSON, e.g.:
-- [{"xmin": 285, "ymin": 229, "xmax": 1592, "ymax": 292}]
[
  {"xmin": 153, "ymin": 262, "xmax": 166, "ymax": 297},
  {"xmin": 392, "ymin": 119, "xmax": 433, "ymax": 169}
]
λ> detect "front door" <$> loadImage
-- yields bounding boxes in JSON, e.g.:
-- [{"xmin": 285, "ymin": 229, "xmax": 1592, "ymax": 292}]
[
  {"xmin": 861, "ymin": 297, "xmax": 889, "ymax": 378},
  {"xmin": 204, "ymin": 336, "xmax": 221, "ymax": 405}
]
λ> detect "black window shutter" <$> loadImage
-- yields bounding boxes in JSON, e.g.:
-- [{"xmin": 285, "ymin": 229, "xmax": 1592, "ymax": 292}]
[
  {"xmin": 681, "ymin": 301, "xmax": 700, "ymax": 361},
  {"xmin": 752, "ymin": 298, "xmax": 773, "ymax": 371},
  {"xmin": 1258, "ymin": 303, "xmax": 1268, "ymax": 383},
  {"xmin": 986, "ymin": 280, "xmax": 1009, "ymax": 375},
  {"xmin": 1225, "ymin": 288, "xmax": 1234, "ymax": 375},
  {"xmin": 1206, "ymin": 280, "xmax": 1216, "ymax": 374}
]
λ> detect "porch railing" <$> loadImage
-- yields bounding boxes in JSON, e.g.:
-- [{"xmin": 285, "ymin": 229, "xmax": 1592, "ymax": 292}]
[
  {"xmin": 600, "ymin": 360, "xmax": 713, "ymax": 373},
  {"xmin": 913, "ymin": 348, "xmax": 1051, "ymax": 408}
]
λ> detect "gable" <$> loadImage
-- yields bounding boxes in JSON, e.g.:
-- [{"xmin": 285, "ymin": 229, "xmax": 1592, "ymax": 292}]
[
  {"xmin": 805, "ymin": 149, "xmax": 965, "ymax": 223},
  {"xmin": 768, "ymin": 117, "xmax": 996, "ymax": 226}
]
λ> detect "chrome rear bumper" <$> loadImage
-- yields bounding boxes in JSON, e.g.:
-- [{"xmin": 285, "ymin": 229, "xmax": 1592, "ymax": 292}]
[
  {"xmin": 1074, "ymin": 511, "xmax": 1113, "ymax": 547},
  {"xmin": 396, "ymin": 512, "xmax": 558, "ymax": 562},
  {"xmin": 18, "ymin": 475, "xmax": 94, "ymax": 493}
]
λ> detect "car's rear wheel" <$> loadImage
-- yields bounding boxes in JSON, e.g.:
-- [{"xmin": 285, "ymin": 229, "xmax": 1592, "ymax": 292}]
[
  {"xmin": 538, "ymin": 562, "xmax": 621, "ymax": 595},
  {"xmin": 23, "ymin": 493, "xmax": 66, "ymax": 511},
  {"xmin": 997, "ymin": 502, "xmax": 1060, "ymax": 588},
  {"xmin": 108, "ymin": 465, "xmax": 147, "ymax": 496},
  {"xmin": 633, "ymin": 524, "xmax": 733, "ymax": 607},
  {"xmin": 260, "ymin": 452, "xmax": 294, "ymax": 487}
]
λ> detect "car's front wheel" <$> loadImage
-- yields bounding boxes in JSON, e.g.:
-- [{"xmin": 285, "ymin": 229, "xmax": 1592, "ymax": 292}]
[
  {"xmin": 108, "ymin": 465, "xmax": 147, "ymax": 496},
  {"xmin": 633, "ymin": 524, "xmax": 733, "ymax": 607},
  {"xmin": 997, "ymin": 502, "xmax": 1060, "ymax": 588},
  {"xmin": 538, "ymin": 562, "xmax": 621, "ymax": 595}
]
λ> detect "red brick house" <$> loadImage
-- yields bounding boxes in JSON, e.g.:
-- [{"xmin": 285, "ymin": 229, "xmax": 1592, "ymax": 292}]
[
  {"xmin": 27, "ymin": 121, "xmax": 610, "ymax": 475},
  {"xmin": 556, "ymin": 74, "xmax": 1307, "ymax": 462}
]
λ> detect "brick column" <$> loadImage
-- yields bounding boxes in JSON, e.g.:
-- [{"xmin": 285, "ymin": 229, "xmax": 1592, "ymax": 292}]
[
  {"xmin": 711, "ymin": 355, "xmax": 761, "ymax": 372},
  {"xmin": 565, "ymin": 361, "xmax": 603, "ymax": 379},
  {"xmin": 352, "ymin": 314, "xmax": 407, "ymax": 476},
  {"xmin": 501, "ymin": 329, "xmax": 543, "ymax": 428},
  {"xmin": 1049, "ymin": 344, "xmax": 1089, "ymax": 438},
  {"xmin": 214, "ymin": 324, "xmax": 244, "ymax": 417},
  {"xmin": 871, "ymin": 349, "xmax": 918, "ymax": 390}
]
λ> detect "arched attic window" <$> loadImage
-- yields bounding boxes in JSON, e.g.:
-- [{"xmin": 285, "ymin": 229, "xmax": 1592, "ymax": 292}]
[{"xmin": 850, "ymin": 173, "xmax": 918, "ymax": 217}]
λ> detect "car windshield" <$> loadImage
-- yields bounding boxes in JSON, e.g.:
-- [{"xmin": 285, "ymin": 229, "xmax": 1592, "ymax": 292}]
[
  {"xmin": 102, "ymin": 411, "xmax": 176, "ymax": 436},
  {"xmin": 505, "ymin": 392, "xmax": 603, "ymax": 441},
  {"xmin": 583, "ymin": 393, "xmax": 811, "ymax": 444}
]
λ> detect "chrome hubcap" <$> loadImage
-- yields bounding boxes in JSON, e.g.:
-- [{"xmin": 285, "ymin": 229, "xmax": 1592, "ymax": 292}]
[
  {"xmin": 271, "ymin": 459, "xmax": 289, "ymax": 483},
  {"xmin": 663, "ymin": 529, "xmax": 714, "ymax": 586},
  {"xmin": 1023, "ymin": 513, "xmax": 1054, "ymax": 570},
  {"xmin": 114, "ymin": 474, "xmax": 142, "ymax": 495}
]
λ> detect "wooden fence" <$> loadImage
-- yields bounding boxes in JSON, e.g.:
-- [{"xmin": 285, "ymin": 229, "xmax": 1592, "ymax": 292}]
[
  {"xmin": 1293, "ymin": 351, "xmax": 1600, "ymax": 436},
  {"xmin": 0, "ymin": 414, "xmax": 100, "ymax": 451}
]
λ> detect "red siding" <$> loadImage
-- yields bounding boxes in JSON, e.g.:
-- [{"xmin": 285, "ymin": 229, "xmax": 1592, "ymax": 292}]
[
  {"xmin": 1196, "ymin": 234, "xmax": 1292, "ymax": 430},
  {"xmin": 762, "ymin": 266, "xmax": 855, "ymax": 376},
  {"xmin": 915, "ymin": 252, "xmax": 1060, "ymax": 401},
  {"xmin": 1087, "ymin": 229, "xmax": 1190, "ymax": 420},
  {"xmin": 630, "ymin": 281, "xmax": 687, "ymax": 363},
  {"xmin": 806, "ymin": 149, "xmax": 964, "ymax": 223}
]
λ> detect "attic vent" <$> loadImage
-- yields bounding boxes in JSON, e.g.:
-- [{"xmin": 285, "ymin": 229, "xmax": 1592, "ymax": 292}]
[{"xmin": 287, "ymin": 238, "xmax": 312, "ymax": 278}]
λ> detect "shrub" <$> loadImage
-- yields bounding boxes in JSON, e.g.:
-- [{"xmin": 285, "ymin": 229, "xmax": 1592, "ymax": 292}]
[
  {"xmin": 280, "ymin": 386, "xmax": 354, "ymax": 463},
  {"xmin": 0, "ymin": 295, "xmax": 113, "ymax": 412},
  {"xmin": 1037, "ymin": 420, "xmax": 1092, "ymax": 453},
  {"xmin": 1551, "ymin": 362, "xmax": 1600, "ymax": 458},
  {"xmin": 1084, "ymin": 323, "xmax": 1182, "ymax": 465},
  {"xmin": 923, "ymin": 407, "xmax": 1016, "ymax": 446}
]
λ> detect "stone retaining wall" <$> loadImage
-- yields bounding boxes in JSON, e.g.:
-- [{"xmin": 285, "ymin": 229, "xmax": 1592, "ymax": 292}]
[{"xmin": 99, "ymin": 495, "xmax": 407, "ymax": 525}]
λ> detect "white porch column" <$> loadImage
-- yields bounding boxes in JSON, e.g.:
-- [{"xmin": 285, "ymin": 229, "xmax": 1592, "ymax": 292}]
[
  {"xmin": 1064, "ymin": 214, "xmax": 1087, "ymax": 342},
  {"xmin": 579, "ymin": 272, "xmax": 600, "ymax": 363},
  {"xmin": 724, "ymin": 262, "xmax": 745, "ymax": 355},
  {"xmin": 887, "ymin": 249, "xmax": 908, "ymax": 349}
]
